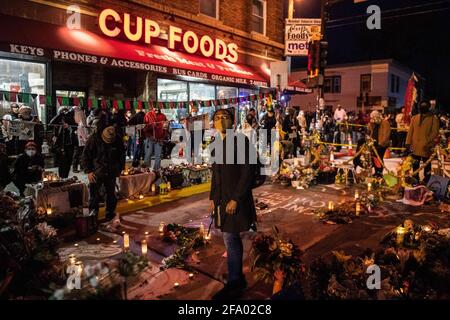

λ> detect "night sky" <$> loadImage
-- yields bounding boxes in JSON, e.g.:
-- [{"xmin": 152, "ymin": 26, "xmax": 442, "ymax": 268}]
[{"xmin": 288, "ymin": 0, "xmax": 450, "ymax": 110}]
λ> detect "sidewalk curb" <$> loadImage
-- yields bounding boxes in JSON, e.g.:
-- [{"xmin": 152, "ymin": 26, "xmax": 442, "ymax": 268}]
[{"xmin": 98, "ymin": 182, "xmax": 211, "ymax": 219}]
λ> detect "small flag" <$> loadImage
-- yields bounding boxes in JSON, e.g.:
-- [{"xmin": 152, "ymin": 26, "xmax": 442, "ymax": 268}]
[{"xmin": 118, "ymin": 100, "xmax": 124, "ymax": 109}]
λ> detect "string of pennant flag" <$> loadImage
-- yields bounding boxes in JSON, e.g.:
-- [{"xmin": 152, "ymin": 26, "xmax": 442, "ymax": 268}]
[{"xmin": 0, "ymin": 90, "xmax": 274, "ymax": 111}]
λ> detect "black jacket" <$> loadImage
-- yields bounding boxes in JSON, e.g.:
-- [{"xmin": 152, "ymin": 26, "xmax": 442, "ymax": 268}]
[
  {"xmin": 82, "ymin": 133, "xmax": 125, "ymax": 179},
  {"xmin": 209, "ymin": 132, "xmax": 256, "ymax": 233},
  {"xmin": 0, "ymin": 152, "xmax": 11, "ymax": 187},
  {"xmin": 49, "ymin": 110, "xmax": 77, "ymax": 150},
  {"xmin": 13, "ymin": 153, "xmax": 45, "ymax": 184}
]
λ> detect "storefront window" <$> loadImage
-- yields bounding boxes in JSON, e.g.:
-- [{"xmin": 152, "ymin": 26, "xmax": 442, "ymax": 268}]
[
  {"xmin": 190, "ymin": 83, "xmax": 215, "ymax": 119},
  {"xmin": 217, "ymin": 86, "xmax": 238, "ymax": 99},
  {"xmin": 157, "ymin": 79, "xmax": 188, "ymax": 102},
  {"xmin": 0, "ymin": 58, "xmax": 46, "ymax": 120},
  {"xmin": 238, "ymin": 88, "xmax": 259, "ymax": 126}
]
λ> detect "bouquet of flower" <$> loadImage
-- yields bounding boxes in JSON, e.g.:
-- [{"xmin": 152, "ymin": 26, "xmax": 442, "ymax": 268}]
[
  {"xmin": 315, "ymin": 201, "xmax": 365, "ymax": 224},
  {"xmin": 251, "ymin": 226, "xmax": 304, "ymax": 290},
  {"xmin": 160, "ymin": 223, "xmax": 207, "ymax": 270}
]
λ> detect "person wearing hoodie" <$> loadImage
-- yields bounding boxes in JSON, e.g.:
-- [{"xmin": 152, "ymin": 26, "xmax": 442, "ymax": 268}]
[
  {"xmin": 12, "ymin": 141, "xmax": 44, "ymax": 195},
  {"xmin": 49, "ymin": 106, "xmax": 77, "ymax": 178},
  {"xmin": 72, "ymin": 105, "xmax": 88, "ymax": 173},
  {"xmin": 143, "ymin": 107, "xmax": 167, "ymax": 170},
  {"xmin": 367, "ymin": 110, "xmax": 391, "ymax": 177},
  {"xmin": 82, "ymin": 122, "xmax": 125, "ymax": 222},
  {"xmin": 406, "ymin": 101, "xmax": 440, "ymax": 184}
]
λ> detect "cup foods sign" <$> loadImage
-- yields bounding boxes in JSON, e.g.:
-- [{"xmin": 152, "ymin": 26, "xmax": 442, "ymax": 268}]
[
  {"xmin": 99, "ymin": 8, "xmax": 238, "ymax": 63},
  {"xmin": 285, "ymin": 18, "xmax": 321, "ymax": 56}
]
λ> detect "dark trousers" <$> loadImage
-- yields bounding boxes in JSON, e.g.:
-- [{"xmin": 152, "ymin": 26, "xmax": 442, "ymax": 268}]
[
  {"xmin": 132, "ymin": 138, "xmax": 144, "ymax": 167},
  {"xmin": 72, "ymin": 145, "xmax": 84, "ymax": 170},
  {"xmin": 223, "ymin": 232, "xmax": 244, "ymax": 283},
  {"xmin": 412, "ymin": 155, "xmax": 432, "ymax": 183},
  {"xmin": 374, "ymin": 146, "xmax": 387, "ymax": 177},
  {"xmin": 88, "ymin": 175, "xmax": 117, "ymax": 217},
  {"xmin": 56, "ymin": 145, "xmax": 74, "ymax": 178}
]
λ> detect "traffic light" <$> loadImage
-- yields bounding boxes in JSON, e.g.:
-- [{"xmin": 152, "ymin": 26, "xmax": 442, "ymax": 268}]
[
  {"xmin": 319, "ymin": 40, "xmax": 328, "ymax": 75},
  {"xmin": 307, "ymin": 40, "xmax": 320, "ymax": 77}
]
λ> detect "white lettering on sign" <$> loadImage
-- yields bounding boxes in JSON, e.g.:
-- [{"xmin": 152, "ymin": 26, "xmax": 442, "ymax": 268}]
[
  {"xmin": 10, "ymin": 44, "xmax": 44, "ymax": 56},
  {"xmin": 53, "ymin": 50, "xmax": 98, "ymax": 63},
  {"xmin": 98, "ymin": 8, "xmax": 239, "ymax": 63}
]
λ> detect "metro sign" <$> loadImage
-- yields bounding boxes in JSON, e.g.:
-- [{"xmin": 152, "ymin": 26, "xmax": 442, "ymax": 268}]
[{"xmin": 98, "ymin": 8, "xmax": 238, "ymax": 63}]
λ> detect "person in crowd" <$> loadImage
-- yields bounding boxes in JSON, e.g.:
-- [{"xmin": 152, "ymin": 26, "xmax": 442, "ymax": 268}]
[
  {"xmin": 282, "ymin": 107, "xmax": 299, "ymax": 157},
  {"xmin": 143, "ymin": 107, "xmax": 167, "ymax": 170},
  {"xmin": 242, "ymin": 113, "xmax": 257, "ymax": 144},
  {"xmin": 125, "ymin": 110, "xmax": 134, "ymax": 159},
  {"xmin": 260, "ymin": 106, "xmax": 277, "ymax": 152},
  {"xmin": 12, "ymin": 141, "xmax": 44, "ymax": 196},
  {"xmin": 386, "ymin": 113, "xmax": 397, "ymax": 149},
  {"xmin": 247, "ymin": 108, "xmax": 258, "ymax": 129},
  {"xmin": 406, "ymin": 101, "xmax": 440, "ymax": 184},
  {"xmin": 128, "ymin": 108, "xmax": 146, "ymax": 167},
  {"xmin": 10, "ymin": 103, "xmax": 20, "ymax": 120},
  {"xmin": 87, "ymin": 108, "xmax": 101, "ymax": 128},
  {"xmin": 396, "ymin": 107, "xmax": 409, "ymax": 149},
  {"xmin": 82, "ymin": 122, "xmax": 125, "ymax": 222},
  {"xmin": 49, "ymin": 106, "xmax": 77, "ymax": 178},
  {"xmin": 367, "ymin": 110, "xmax": 391, "ymax": 177},
  {"xmin": 1, "ymin": 114, "xmax": 14, "ymax": 155},
  {"xmin": 333, "ymin": 105, "xmax": 347, "ymax": 123},
  {"xmin": 17, "ymin": 105, "xmax": 36, "ymax": 153},
  {"xmin": 72, "ymin": 105, "xmax": 88, "ymax": 173},
  {"xmin": 209, "ymin": 108, "xmax": 256, "ymax": 300},
  {"xmin": 0, "ymin": 142, "xmax": 11, "ymax": 191},
  {"xmin": 297, "ymin": 111, "xmax": 307, "ymax": 135}
]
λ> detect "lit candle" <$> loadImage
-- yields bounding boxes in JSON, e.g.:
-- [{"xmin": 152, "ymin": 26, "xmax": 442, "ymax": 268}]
[
  {"xmin": 330, "ymin": 151, "xmax": 334, "ymax": 162},
  {"xmin": 199, "ymin": 223, "xmax": 205, "ymax": 236},
  {"xmin": 113, "ymin": 240, "xmax": 118, "ymax": 244},
  {"xmin": 422, "ymin": 225, "xmax": 432, "ymax": 232},
  {"xmin": 396, "ymin": 226, "xmax": 406, "ymax": 245},
  {"xmin": 123, "ymin": 233, "xmax": 130, "ymax": 250},
  {"xmin": 174, "ymin": 282, "xmax": 180, "ymax": 288},
  {"xmin": 204, "ymin": 233, "xmax": 211, "ymax": 241},
  {"xmin": 139, "ymin": 193, "xmax": 144, "ymax": 200},
  {"xmin": 196, "ymin": 164, "xmax": 201, "ymax": 169},
  {"xmin": 167, "ymin": 182, "xmax": 171, "ymax": 192},
  {"xmin": 96, "ymin": 237, "xmax": 100, "ymax": 241},
  {"xmin": 356, "ymin": 202, "xmax": 361, "ymax": 216},
  {"xmin": 354, "ymin": 190, "xmax": 359, "ymax": 200},
  {"xmin": 74, "ymin": 243, "xmax": 79, "ymax": 247},
  {"xmin": 367, "ymin": 183, "xmax": 372, "ymax": 192},
  {"xmin": 141, "ymin": 240, "xmax": 148, "ymax": 256},
  {"xmin": 68, "ymin": 254, "xmax": 76, "ymax": 265},
  {"xmin": 43, "ymin": 176, "xmax": 49, "ymax": 182},
  {"xmin": 75, "ymin": 261, "xmax": 83, "ymax": 275},
  {"xmin": 294, "ymin": 159, "xmax": 299, "ymax": 166},
  {"xmin": 46, "ymin": 204, "xmax": 53, "ymax": 215},
  {"xmin": 151, "ymin": 184, "xmax": 156, "ymax": 195},
  {"xmin": 144, "ymin": 231, "xmax": 149, "ymax": 235},
  {"xmin": 328, "ymin": 201, "xmax": 334, "ymax": 211},
  {"xmin": 189, "ymin": 273, "xmax": 194, "ymax": 280},
  {"xmin": 158, "ymin": 222, "xmax": 165, "ymax": 234},
  {"xmin": 123, "ymin": 170, "xmax": 129, "ymax": 176}
]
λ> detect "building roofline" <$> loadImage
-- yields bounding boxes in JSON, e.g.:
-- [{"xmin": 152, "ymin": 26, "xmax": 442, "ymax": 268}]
[{"xmin": 292, "ymin": 58, "xmax": 418, "ymax": 76}]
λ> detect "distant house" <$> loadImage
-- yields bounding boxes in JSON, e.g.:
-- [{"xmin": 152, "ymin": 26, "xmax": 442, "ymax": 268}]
[{"xmin": 290, "ymin": 59, "xmax": 419, "ymax": 112}]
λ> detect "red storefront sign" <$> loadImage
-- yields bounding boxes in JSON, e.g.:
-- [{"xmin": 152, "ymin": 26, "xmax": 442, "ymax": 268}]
[{"xmin": 0, "ymin": 14, "xmax": 269, "ymax": 87}]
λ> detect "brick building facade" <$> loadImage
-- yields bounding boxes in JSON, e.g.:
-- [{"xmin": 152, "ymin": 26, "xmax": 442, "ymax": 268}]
[{"xmin": 0, "ymin": 0, "xmax": 285, "ymax": 123}]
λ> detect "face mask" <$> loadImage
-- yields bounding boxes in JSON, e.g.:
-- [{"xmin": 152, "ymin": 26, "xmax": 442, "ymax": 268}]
[
  {"xmin": 214, "ymin": 118, "xmax": 232, "ymax": 133},
  {"xmin": 26, "ymin": 150, "xmax": 36, "ymax": 157}
]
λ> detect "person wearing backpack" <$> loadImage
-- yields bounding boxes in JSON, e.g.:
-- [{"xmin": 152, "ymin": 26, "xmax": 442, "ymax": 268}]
[{"xmin": 209, "ymin": 108, "xmax": 257, "ymax": 300}]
